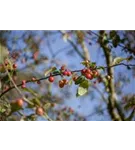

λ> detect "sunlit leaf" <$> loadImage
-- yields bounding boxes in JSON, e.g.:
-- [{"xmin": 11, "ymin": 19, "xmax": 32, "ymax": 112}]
[
  {"xmin": 0, "ymin": 106, "xmax": 6, "ymax": 113},
  {"xmin": 68, "ymin": 78, "xmax": 73, "ymax": 85},
  {"xmin": 43, "ymin": 103, "xmax": 51, "ymax": 110},
  {"xmin": 44, "ymin": 67, "xmax": 57, "ymax": 76},
  {"xmin": 89, "ymin": 62, "xmax": 96, "ymax": 68},
  {"xmin": 81, "ymin": 61, "xmax": 88, "ymax": 66},
  {"xmin": 97, "ymin": 66, "xmax": 105, "ymax": 71},
  {"xmin": 33, "ymin": 99, "xmax": 40, "ymax": 106},
  {"xmin": 23, "ymin": 88, "xmax": 38, "ymax": 97},
  {"xmin": 76, "ymin": 80, "xmax": 89, "ymax": 97},
  {"xmin": 112, "ymin": 57, "xmax": 126, "ymax": 65}
]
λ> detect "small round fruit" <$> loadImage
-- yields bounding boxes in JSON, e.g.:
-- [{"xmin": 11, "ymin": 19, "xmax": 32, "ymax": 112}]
[
  {"xmin": 63, "ymin": 79, "xmax": 68, "ymax": 85},
  {"xmin": 22, "ymin": 84, "xmax": 26, "ymax": 88},
  {"xmin": 85, "ymin": 73, "xmax": 93, "ymax": 80},
  {"xmin": 86, "ymin": 69, "xmax": 92, "ymax": 74},
  {"xmin": 67, "ymin": 71, "xmax": 72, "ymax": 76},
  {"xmin": 36, "ymin": 107, "xmax": 44, "ymax": 116},
  {"xmin": 62, "ymin": 71, "xmax": 68, "ymax": 76},
  {"xmin": 93, "ymin": 70, "xmax": 99, "ymax": 77},
  {"xmin": 17, "ymin": 99, "xmax": 24, "ymax": 107},
  {"xmin": 22, "ymin": 80, "xmax": 26, "ymax": 84},
  {"xmin": 81, "ymin": 69, "xmax": 86, "ymax": 74},
  {"xmin": 48, "ymin": 76, "xmax": 54, "ymax": 82},
  {"xmin": 13, "ymin": 63, "xmax": 17, "ymax": 69},
  {"xmin": 59, "ymin": 80, "xmax": 64, "ymax": 88},
  {"xmin": 73, "ymin": 76, "xmax": 78, "ymax": 81}
]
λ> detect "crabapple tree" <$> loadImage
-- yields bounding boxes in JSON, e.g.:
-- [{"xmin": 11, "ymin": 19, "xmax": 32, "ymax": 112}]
[{"xmin": 0, "ymin": 30, "xmax": 135, "ymax": 121}]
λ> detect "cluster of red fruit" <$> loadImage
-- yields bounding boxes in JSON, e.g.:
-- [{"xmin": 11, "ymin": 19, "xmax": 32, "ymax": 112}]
[
  {"xmin": 48, "ymin": 65, "xmax": 72, "ymax": 88},
  {"xmin": 47, "ymin": 65, "xmax": 100, "ymax": 88},
  {"xmin": 61, "ymin": 65, "xmax": 72, "ymax": 76},
  {"xmin": 81, "ymin": 68, "xmax": 99, "ymax": 79},
  {"xmin": 59, "ymin": 79, "xmax": 68, "ymax": 88}
]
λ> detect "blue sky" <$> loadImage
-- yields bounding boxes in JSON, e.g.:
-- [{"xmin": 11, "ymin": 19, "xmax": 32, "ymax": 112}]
[{"xmin": 5, "ymin": 30, "xmax": 135, "ymax": 120}]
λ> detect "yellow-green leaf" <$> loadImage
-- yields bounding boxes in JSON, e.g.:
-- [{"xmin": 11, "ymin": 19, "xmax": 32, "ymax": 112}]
[
  {"xmin": 112, "ymin": 57, "xmax": 126, "ymax": 65},
  {"xmin": 44, "ymin": 67, "xmax": 57, "ymax": 76},
  {"xmin": 76, "ymin": 80, "xmax": 89, "ymax": 97},
  {"xmin": 43, "ymin": 103, "xmax": 51, "ymax": 110}
]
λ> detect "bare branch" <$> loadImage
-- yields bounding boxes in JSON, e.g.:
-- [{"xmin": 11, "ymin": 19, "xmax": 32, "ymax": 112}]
[{"xmin": 59, "ymin": 31, "xmax": 85, "ymax": 60}]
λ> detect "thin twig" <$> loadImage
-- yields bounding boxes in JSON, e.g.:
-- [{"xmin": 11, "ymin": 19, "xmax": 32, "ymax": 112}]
[
  {"xmin": 59, "ymin": 31, "xmax": 85, "ymax": 60},
  {"xmin": 3, "ymin": 63, "xmax": 33, "ymax": 105},
  {"xmin": 0, "ymin": 63, "xmax": 135, "ymax": 98},
  {"xmin": 88, "ymin": 30, "xmax": 135, "ymax": 54}
]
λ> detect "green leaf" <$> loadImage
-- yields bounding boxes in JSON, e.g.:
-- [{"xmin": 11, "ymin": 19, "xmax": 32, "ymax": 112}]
[
  {"xmin": 52, "ymin": 70, "xmax": 61, "ymax": 75},
  {"xmin": 32, "ymin": 98, "xmax": 41, "ymax": 106},
  {"xmin": 81, "ymin": 61, "xmax": 88, "ymax": 66},
  {"xmin": 75, "ymin": 76, "xmax": 85, "ymax": 85},
  {"xmin": 27, "ymin": 103, "xmax": 34, "ymax": 108},
  {"xmin": 112, "ymin": 57, "xmax": 126, "ymax": 65},
  {"xmin": 0, "ymin": 45, "xmax": 9, "ymax": 64},
  {"xmin": 68, "ymin": 78, "xmax": 73, "ymax": 85},
  {"xmin": 24, "ymin": 114, "xmax": 36, "ymax": 121},
  {"xmin": 44, "ymin": 67, "xmax": 57, "ymax": 76},
  {"xmin": 76, "ymin": 80, "xmax": 89, "ymax": 97},
  {"xmin": 102, "ymin": 76, "xmax": 109, "ymax": 87},
  {"xmin": 23, "ymin": 88, "xmax": 38, "ymax": 97},
  {"xmin": 27, "ymin": 98, "xmax": 40, "ymax": 108},
  {"xmin": 97, "ymin": 66, "xmax": 105, "ymax": 71},
  {"xmin": 109, "ymin": 31, "xmax": 117, "ymax": 39},
  {"xmin": 10, "ymin": 102, "xmax": 22, "ymax": 113},
  {"xmin": 0, "ymin": 106, "xmax": 6, "ymax": 113},
  {"xmin": 124, "ymin": 102, "xmax": 135, "ymax": 111},
  {"xmin": 89, "ymin": 62, "xmax": 96, "ymax": 68},
  {"xmin": 43, "ymin": 103, "xmax": 51, "ymax": 110}
]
